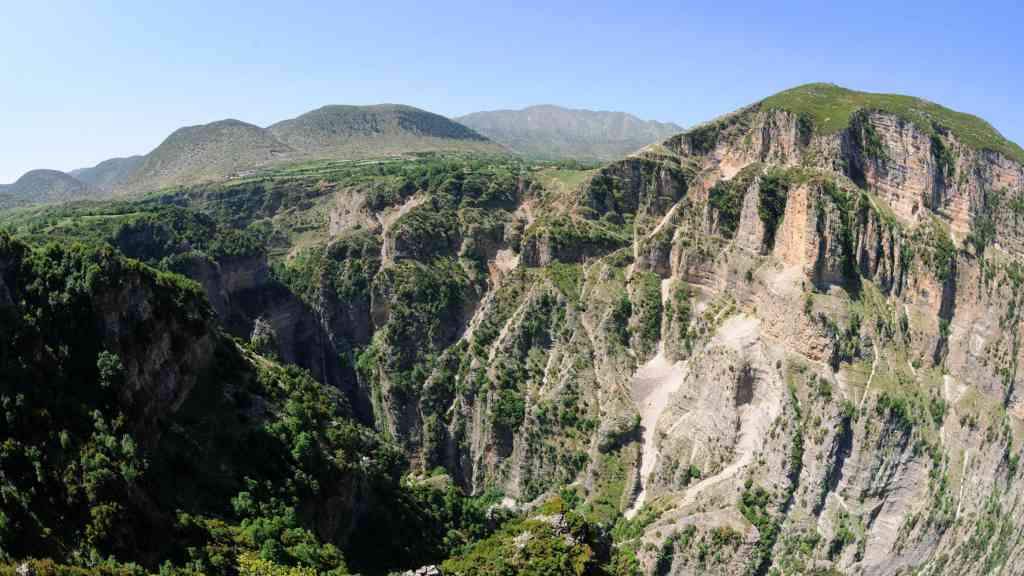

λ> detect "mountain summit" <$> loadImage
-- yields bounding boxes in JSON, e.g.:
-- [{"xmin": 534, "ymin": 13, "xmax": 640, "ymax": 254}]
[
  {"xmin": 457, "ymin": 104, "xmax": 683, "ymax": 161},
  {"xmin": 269, "ymin": 103, "xmax": 496, "ymax": 153},
  {"xmin": 0, "ymin": 169, "xmax": 99, "ymax": 208},
  {"xmin": 760, "ymin": 82, "xmax": 1024, "ymax": 162},
  {"xmin": 122, "ymin": 119, "xmax": 293, "ymax": 191},
  {"xmin": 71, "ymin": 104, "xmax": 504, "ymax": 194}
]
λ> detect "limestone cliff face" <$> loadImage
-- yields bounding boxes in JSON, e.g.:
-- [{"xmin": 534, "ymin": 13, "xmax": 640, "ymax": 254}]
[
  {"xmin": 667, "ymin": 106, "xmax": 1024, "ymax": 252},
  {"xmin": 566, "ymin": 103, "xmax": 1024, "ymax": 574},
  {"xmin": 91, "ymin": 271, "xmax": 216, "ymax": 436},
  {"xmin": 0, "ymin": 241, "xmax": 218, "ymax": 443},
  {"xmin": 172, "ymin": 252, "xmax": 266, "ymax": 321},
  {"xmin": 171, "ymin": 249, "xmax": 377, "ymax": 417},
  {"xmin": 335, "ymin": 97, "xmax": 1024, "ymax": 574}
]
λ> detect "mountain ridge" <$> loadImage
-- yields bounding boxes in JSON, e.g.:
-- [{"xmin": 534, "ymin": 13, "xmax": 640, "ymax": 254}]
[
  {"xmin": 457, "ymin": 103, "xmax": 683, "ymax": 161},
  {"xmin": 269, "ymin": 103, "xmax": 493, "ymax": 150},
  {"xmin": 121, "ymin": 118, "xmax": 295, "ymax": 191},
  {"xmin": 16, "ymin": 103, "xmax": 681, "ymax": 200},
  {"xmin": 70, "ymin": 155, "xmax": 145, "ymax": 190},
  {"xmin": 74, "ymin": 104, "xmax": 504, "ymax": 195},
  {"xmin": 7, "ymin": 84, "xmax": 1023, "ymax": 220},
  {"xmin": 761, "ymin": 82, "xmax": 1024, "ymax": 163},
  {"xmin": 0, "ymin": 168, "xmax": 101, "ymax": 208}
]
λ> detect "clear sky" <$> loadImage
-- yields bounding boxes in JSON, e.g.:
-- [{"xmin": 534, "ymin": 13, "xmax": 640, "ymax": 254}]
[{"xmin": 2, "ymin": 0, "xmax": 1021, "ymax": 183}]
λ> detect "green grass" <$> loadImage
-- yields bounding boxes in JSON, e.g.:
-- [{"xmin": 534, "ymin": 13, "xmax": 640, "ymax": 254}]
[
  {"xmin": 582, "ymin": 447, "xmax": 632, "ymax": 524},
  {"xmin": 546, "ymin": 261, "xmax": 584, "ymax": 304},
  {"xmin": 762, "ymin": 83, "xmax": 1024, "ymax": 163},
  {"xmin": 537, "ymin": 167, "xmax": 596, "ymax": 192}
]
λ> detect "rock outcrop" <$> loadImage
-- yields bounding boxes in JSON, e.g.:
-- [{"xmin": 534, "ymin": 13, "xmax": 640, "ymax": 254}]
[
  {"xmin": 339, "ymin": 85, "xmax": 1024, "ymax": 574},
  {"xmin": 0, "ymin": 238, "xmax": 217, "ymax": 441}
]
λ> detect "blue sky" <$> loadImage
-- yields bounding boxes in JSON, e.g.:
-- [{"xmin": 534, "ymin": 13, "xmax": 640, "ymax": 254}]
[{"xmin": 1, "ymin": 0, "xmax": 1021, "ymax": 182}]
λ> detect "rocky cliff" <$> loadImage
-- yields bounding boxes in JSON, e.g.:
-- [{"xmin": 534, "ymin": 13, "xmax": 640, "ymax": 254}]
[
  {"xmin": 0, "ymin": 238, "xmax": 217, "ymax": 439},
  {"xmin": 329, "ymin": 85, "xmax": 1024, "ymax": 574},
  {"xmin": 0, "ymin": 233, "xmax": 481, "ymax": 574}
]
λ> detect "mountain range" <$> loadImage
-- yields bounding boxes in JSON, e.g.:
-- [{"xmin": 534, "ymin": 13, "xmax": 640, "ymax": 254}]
[
  {"xmin": 0, "ymin": 104, "xmax": 682, "ymax": 207},
  {"xmin": 3, "ymin": 83, "xmax": 1024, "ymax": 575},
  {"xmin": 0, "ymin": 169, "xmax": 102, "ymax": 209},
  {"xmin": 69, "ymin": 155, "xmax": 144, "ymax": 190},
  {"xmin": 457, "ymin": 104, "xmax": 683, "ymax": 161}
]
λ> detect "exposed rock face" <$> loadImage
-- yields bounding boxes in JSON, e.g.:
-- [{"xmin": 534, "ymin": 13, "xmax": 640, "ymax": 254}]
[
  {"xmin": 332, "ymin": 95, "xmax": 1024, "ymax": 574},
  {"xmin": 0, "ymin": 240, "xmax": 217, "ymax": 442},
  {"xmin": 401, "ymin": 565, "xmax": 443, "ymax": 576},
  {"xmin": 583, "ymin": 103, "xmax": 1023, "ymax": 574},
  {"xmin": 667, "ymin": 106, "xmax": 1024, "ymax": 252},
  {"xmin": 91, "ymin": 270, "xmax": 216, "ymax": 435},
  {"xmin": 169, "ymin": 249, "xmax": 374, "ymax": 420}
]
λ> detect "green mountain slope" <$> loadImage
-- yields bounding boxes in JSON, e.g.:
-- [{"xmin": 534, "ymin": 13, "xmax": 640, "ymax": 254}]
[
  {"xmin": 70, "ymin": 155, "xmax": 145, "ymax": 191},
  {"xmin": 69, "ymin": 106, "xmax": 504, "ymax": 196},
  {"xmin": 762, "ymin": 82, "xmax": 1024, "ymax": 162},
  {"xmin": 0, "ymin": 169, "xmax": 101, "ymax": 208},
  {"xmin": 123, "ymin": 119, "xmax": 295, "ymax": 192},
  {"xmin": 268, "ymin": 103, "xmax": 504, "ymax": 157},
  {"xmin": 457, "ymin": 104, "xmax": 683, "ymax": 161}
]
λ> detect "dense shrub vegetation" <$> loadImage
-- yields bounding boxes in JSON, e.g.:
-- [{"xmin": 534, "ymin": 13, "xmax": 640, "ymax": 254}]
[
  {"xmin": 0, "ymin": 154, "xmax": 648, "ymax": 574},
  {"xmin": 0, "ymin": 233, "xmax": 504, "ymax": 575}
]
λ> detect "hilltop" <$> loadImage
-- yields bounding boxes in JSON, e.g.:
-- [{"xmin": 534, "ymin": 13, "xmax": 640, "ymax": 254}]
[
  {"xmin": 269, "ymin": 103, "xmax": 502, "ymax": 156},
  {"xmin": 8, "ymin": 87, "xmax": 1023, "ymax": 205},
  {"xmin": 0, "ymin": 169, "xmax": 100, "ymax": 208},
  {"xmin": 457, "ymin": 104, "xmax": 683, "ymax": 161},
  {"xmin": 70, "ymin": 155, "xmax": 144, "ymax": 191},
  {"xmin": 762, "ymin": 82, "xmax": 1024, "ymax": 162},
  {"xmin": 120, "ymin": 119, "xmax": 294, "ymax": 191},
  {"xmin": 69, "ymin": 104, "xmax": 505, "ymax": 195}
]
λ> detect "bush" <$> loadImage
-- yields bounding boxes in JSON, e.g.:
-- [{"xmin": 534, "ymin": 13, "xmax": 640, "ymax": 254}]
[
  {"xmin": 758, "ymin": 173, "xmax": 789, "ymax": 249},
  {"xmin": 493, "ymin": 389, "xmax": 526, "ymax": 430},
  {"xmin": 709, "ymin": 180, "xmax": 743, "ymax": 238}
]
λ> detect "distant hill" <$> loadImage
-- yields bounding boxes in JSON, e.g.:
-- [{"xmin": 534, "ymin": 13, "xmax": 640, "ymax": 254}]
[
  {"xmin": 122, "ymin": 119, "xmax": 294, "ymax": 192},
  {"xmin": 70, "ymin": 155, "xmax": 144, "ymax": 191},
  {"xmin": 0, "ymin": 169, "xmax": 100, "ymax": 209},
  {"xmin": 457, "ymin": 105, "xmax": 683, "ymax": 161},
  {"xmin": 268, "ymin": 104, "xmax": 504, "ymax": 157},
  {"xmin": 6, "ymin": 103, "xmax": 664, "ymax": 205},
  {"xmin": 61, "ymin": 105, "xmax": 504, "ymax": 196},
  {"xmin": 3, "ymin": 102, "xmax": 676, "ymax": 204}
]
